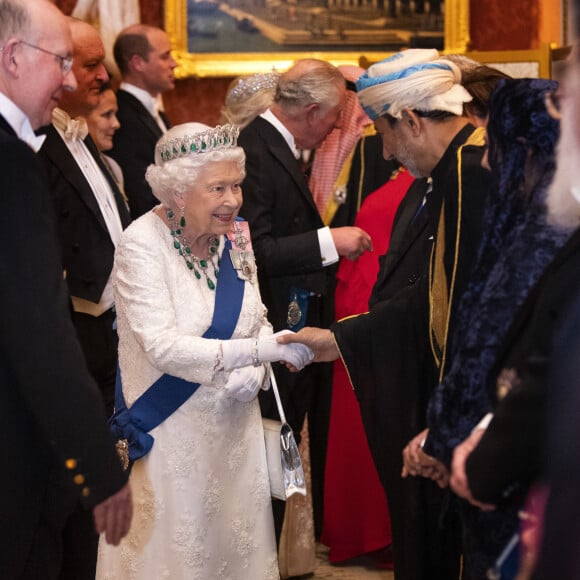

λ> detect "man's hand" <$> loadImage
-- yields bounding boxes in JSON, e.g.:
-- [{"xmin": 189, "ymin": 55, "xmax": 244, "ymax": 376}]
[
  {"xmin": 401, "ymin": 429, "xmax": 449, "ymax": 488},
  {"xmin": 450, "ymin": 429, "xmax": 496, "ymax": 510},
  {"xmin": 330, "ymin": 226, "xmax": 373, "ymax": 261},
  {"xmin": 93, "ymin": 482, "xmax": 133, "ymax": 545},
  {"xmin": 401, "ymin": 429, "xmax": 430, "ymax": 477},
  {"xmin": 277, "ymin": 327, "xmax": 339, "ymax": 369}
]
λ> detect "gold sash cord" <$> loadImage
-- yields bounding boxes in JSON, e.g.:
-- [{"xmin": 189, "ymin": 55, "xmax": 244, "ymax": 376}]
[{"xmin": 429, "ymin": 127, "xmax": 486, "ymax": 381}]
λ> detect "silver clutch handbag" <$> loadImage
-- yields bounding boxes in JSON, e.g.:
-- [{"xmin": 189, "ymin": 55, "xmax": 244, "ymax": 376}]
[{"xmin": 262, "ymin": 369, "xmax": 306, "ymax": 500}]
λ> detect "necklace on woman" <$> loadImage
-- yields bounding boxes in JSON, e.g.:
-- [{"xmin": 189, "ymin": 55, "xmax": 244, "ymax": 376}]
[{"xmin": 166, "ymin": 208, "xmax": 219, "ymax": 290}]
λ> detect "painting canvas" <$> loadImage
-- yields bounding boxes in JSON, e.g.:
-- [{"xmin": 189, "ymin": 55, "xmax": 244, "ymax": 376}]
[
  {"xmin": 187, "ymin": 0, "xmax": 443, "ymax": 53},
  {"xmin": 165, "ymin": 0, "xmax": 469, "ymax": 77}
]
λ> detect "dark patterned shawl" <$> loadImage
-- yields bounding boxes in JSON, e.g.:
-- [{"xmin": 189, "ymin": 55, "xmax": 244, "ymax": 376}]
[{"xmin": 425, "ymin": 78, "xmax": 571, "ymax": 465}]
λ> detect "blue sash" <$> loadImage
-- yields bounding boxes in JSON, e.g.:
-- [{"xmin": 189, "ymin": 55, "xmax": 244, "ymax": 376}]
[{"xmin": 109, "ymin": 236, "xmax": 244, "ymax": 463}]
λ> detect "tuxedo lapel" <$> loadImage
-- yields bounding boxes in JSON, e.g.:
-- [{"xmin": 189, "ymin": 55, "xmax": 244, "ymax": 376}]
[
  {"xmin": 0, "ymin": 115, "xmax": 17, "ymax": 137},
  {"xmin": 84, "ymin": 134, "xmax": 131, "ymax": 228},
  {"xmin": 40, "ymin": 125, "xmax": 109, "ymax": 234},
  {"xmin": 256, "ymin": 118, "xmax": 321, "ymax": 219},
  {"xmin": 158, "ymin": 110, "xmax": 171, "ymax": 131},
  {"xmin": 117, "ymin": 90, "xmax": 164, "ymax": 140}
]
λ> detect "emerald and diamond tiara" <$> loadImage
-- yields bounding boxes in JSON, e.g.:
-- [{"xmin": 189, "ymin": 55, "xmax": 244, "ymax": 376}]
[{"xmin": 157, "ymin": 124, "xmax": 240, "ymax": 163}]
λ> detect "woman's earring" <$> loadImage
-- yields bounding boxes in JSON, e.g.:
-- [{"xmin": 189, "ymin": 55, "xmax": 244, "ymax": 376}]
[{"xmin": 180, "ymin": 206, "xmax": 186, "ymax": 228}]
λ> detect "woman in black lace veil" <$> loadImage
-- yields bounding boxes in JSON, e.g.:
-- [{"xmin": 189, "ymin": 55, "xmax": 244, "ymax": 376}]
[{"xmin": 418, "ymin": 78, "xmax": 572, "ymax": 577}]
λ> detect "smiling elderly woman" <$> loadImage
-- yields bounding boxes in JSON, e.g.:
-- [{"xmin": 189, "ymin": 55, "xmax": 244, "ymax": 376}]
[{"xmin": 96, "ymin": 122, "xmax": 312, "ymax": 580}]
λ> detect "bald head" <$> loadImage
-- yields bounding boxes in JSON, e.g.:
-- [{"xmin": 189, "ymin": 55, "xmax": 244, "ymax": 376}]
[
  {"xmin": 57, "ymin": 19, "xmax": 108, "ymax": 118},
  {"xmin": 0, "ymin": 0, "xmax": 76, "ymax": 128}
]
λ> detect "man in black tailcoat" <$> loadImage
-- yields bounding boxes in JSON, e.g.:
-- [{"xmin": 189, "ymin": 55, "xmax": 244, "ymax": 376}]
[
  {"xmin": 238, "ymin": 58, "xmax": 372, "ymax": 540},
  {"xmin": 37, "ymin": 19, "xmax": 132, "ymax": 577},
  {"xmin": 39, "ymin": 19, "xmax": 131, "ymax": 418},
  {"xmin": 109, "ymin": 24, "xmax": 176, "ymax": 219},
  {"xmin": 0, "ymin": 1, "xmax": 131, "ymax": 579}
]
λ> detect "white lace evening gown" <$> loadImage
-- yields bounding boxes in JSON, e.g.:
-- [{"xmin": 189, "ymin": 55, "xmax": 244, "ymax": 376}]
[{"xmin": 96, "ymin": 212, "xmax": 279, "ymax": 580}]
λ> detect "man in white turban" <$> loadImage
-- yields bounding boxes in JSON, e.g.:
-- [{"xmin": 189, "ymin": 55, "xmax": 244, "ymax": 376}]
[{"xmin": 281, "ymin": 48, "xmax": 491, "ymax": 580}]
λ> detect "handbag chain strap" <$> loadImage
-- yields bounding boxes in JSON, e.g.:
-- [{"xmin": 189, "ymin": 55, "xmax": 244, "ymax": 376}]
[{"xmin": 268, "ymin": 368, "xmax": 287, "ymax": 424}]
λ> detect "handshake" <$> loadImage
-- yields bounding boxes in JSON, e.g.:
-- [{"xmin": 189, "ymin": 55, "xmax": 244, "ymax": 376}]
[{"xmin": 222, "ymin": 330, "xmax": 314, "ymax": 372}]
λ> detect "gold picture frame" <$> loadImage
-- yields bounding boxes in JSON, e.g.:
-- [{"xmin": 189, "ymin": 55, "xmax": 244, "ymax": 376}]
[
  {"xmin": 165, "ymin": 0, "xmax": 469, "ymax": 78},
  {"xmin": 465, "ymin": 44, "xmax": 553, "ymax": 79}
]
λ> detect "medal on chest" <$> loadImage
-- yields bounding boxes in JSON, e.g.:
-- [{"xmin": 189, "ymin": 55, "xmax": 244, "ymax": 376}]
[{"xmin": 227, "ymin": 220, "xmax": 256, "ymax": 281}]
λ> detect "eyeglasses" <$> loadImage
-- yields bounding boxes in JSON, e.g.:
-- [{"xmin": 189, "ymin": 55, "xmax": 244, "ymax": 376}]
[{"xmin": 18, "ymin": 40, "xmax": 73, "ymax": 75}]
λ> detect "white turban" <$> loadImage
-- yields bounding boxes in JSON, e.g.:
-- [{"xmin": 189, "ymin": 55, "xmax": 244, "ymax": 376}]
[{"xmin": 356, "ymin": 48, "xmax": 472, "ymax": 120}]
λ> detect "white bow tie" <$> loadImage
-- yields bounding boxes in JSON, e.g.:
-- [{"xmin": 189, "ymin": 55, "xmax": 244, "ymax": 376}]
[{"xmin": 64, "ymin": 117, "xmax": 89, "ymax": 142}]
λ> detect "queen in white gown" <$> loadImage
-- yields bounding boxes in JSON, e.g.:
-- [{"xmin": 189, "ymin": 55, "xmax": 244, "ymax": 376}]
[{"xmin": 96, "ymin": 122, "xmax": 312, "ymax": 580}]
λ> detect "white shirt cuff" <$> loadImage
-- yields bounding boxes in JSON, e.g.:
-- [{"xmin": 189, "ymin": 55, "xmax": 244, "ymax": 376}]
[
  {"xmin": 318, "ymin": 226, "xmax": 339, "ymax": 266},
  {"xmin": 474, "ymin": 412, "xmax": 494, "ymax": 432}
]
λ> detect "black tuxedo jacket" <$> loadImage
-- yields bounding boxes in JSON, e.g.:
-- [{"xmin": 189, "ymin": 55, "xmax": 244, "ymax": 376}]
[
  {"xmin": 38, "ymin": 125, "xmax": 130, "ymax": 304},
  {"xmin": 239, "ymin": 115, "xmax": 336, "ymax": 539},
  {"xmin": 109, "ymin": 89, "xmax": 167, "ymax": 219},
  {"xmin": 239, "ymin": 116, "xmax": 332, "ymax": 332},
  {"xmin": 0, "ymin": 115, "xmax": 127, "ymax": 578},
  {"xmin": 466, "ymin": 227, "xmax": 580, "ymax": 505}
]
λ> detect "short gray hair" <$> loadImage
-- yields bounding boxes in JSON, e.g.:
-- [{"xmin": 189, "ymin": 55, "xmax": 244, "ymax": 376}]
[
  {"xmin": 0, "ymin": 0, "xmax": 30, "ymax": 44},
  {"xmin": 275, "ymin": 59, "xmax": 345, "ymax": 117}
]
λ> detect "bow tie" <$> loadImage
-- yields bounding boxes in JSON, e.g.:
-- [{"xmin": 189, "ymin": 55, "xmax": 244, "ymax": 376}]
[{"xmin": 64, "ymin": 117, "xmax": 89, "ymax": 142}]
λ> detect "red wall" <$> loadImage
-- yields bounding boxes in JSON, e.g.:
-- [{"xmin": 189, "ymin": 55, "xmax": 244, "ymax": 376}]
[
  {"xmin": 56, "ymin": 0, "xmax": 544, "ymax": 125},
  {"xmin": 470, "ymin": 0, "xmax": 540, "ymax": 51}
]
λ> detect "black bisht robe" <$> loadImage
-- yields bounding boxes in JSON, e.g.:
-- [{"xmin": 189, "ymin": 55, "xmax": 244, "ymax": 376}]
[{"xmin": 333, "ymin": 124, "xmax": 490, "ymax": 580}]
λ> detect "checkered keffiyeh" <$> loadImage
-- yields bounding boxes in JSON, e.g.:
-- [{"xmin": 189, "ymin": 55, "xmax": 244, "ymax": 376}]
[{"xmin": 309, "ymin": 66, "xmax": 371, "ymax": 219}]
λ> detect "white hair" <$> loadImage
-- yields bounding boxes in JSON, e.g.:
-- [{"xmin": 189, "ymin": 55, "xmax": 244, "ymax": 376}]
[
  {"xmin": 146, "ymin": 149, "xmax": 245, "ymax": 206},
  {"xmin": 145, "ymin": 122, "xmax": 246, "ymax": 205}
]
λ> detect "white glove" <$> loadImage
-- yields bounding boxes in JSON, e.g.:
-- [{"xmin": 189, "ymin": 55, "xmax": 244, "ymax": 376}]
[
  {"xmin": 259, "ymin": 330, "xmax": 314, "ymax": 370},
  {"xmin": 224, "ymin": 365, "xmax": 266, "ymax": 402},
  {"xmin": 221, "ymin": 330, "xmax": 314, "ymax": 371}
]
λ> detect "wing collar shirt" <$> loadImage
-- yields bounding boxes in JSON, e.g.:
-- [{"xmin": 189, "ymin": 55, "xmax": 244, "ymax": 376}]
[
  {"xmin": 52, "ymin": 107, "xmax": 123, "ymax": 315},
  {"xmin": 259, "ymin": 108, "xmax": 338, "ymax": 266},
  {"xmin": 0, "ymin": 92, "xmax": 45, "ymax": 152},
  {"xmin": 120, "ymin": 81, "xmax": 168, "ymax": 134}
]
